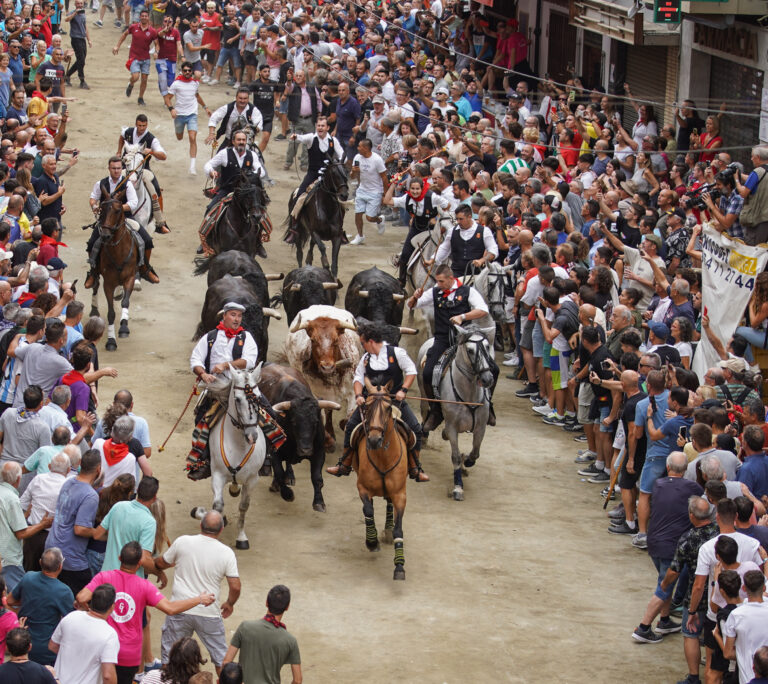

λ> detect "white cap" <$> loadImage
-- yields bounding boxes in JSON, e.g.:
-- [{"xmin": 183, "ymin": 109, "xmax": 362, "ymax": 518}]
[
  {"xmin": 0, "ymin": 249, "xmax": 12, "ymax": 262},
  {"xmin": 217, "ymin": 301, "xmax": 246, "ymax": 317}
]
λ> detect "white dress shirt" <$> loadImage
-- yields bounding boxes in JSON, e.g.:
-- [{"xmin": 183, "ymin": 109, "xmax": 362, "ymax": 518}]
[
  {"xmin": 19, "ymin": 471, "xmax": 67, "ymax": 524},
  {"xmin": 203, "ymin": 147, "xmax": 264, "ymax": 178},
  {"xmin": 295, "ymin": 133, "xmax": 344, "ymax": 160},
  {"xmin": 90, "ymin": 176, "xmax": 139, "ymax": 213},
  {"xmin": 121, "ymin": 127, "xmax": 166, "ymax": 156},
  {"xmin": 189, "ymin": 328, "xmax": 259, "ymax": 376},
  {"xmin": 353, "ymin": 345, "xmax": 417, "ymax": 387},
  {"xmin": 392, "ymin": 191, "xmax": 451, "ymax": 215},
  {"xmin": 208, "ymin": 102, "xmax": 264, "ymax": 140},
  {"xmin": 434, "ymin": 222, "xmax": 499, "ymax": 264},
  {"xmin": 413, "ymin": 280, "xmax": 488, "ymax": 312}
]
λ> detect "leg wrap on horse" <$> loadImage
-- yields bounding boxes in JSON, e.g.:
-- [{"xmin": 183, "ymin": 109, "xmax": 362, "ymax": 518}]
[
  {"xmin": 394, "ymin": 539, "xmax": 404, "ymax": 567},
  {"xmin": 365, "ymin": 516, "xmax": 377, "ymax": 546}
]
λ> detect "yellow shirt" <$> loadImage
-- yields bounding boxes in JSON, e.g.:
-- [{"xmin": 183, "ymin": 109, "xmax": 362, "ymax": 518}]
[{"xmin": 27, "ymin": 97, "xmax": 49, "ymax": 128}]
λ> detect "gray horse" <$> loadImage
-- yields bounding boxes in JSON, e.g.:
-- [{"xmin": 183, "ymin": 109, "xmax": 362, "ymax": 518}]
[{"xmin": 417, "ymin": 324, "xmax": 495, "ymax": 501}]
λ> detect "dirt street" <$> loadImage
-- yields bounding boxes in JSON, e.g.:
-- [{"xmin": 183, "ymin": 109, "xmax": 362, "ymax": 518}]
[{"xmin": 57, "ymin": 31, "xmax": 684, "ymax": 682}]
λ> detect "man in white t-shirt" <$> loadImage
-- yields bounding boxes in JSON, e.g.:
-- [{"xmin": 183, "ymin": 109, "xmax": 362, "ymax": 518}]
[
  {"xmin": 163, "ymin": 61, "xmax": 213, "ymax": 175},
  {"xmin": 50, "ymin": 583, "xmax": 119, "ymax": 684},
  {"xmin": 723, "ymin": 570, "xmax": 768, "ymax": 684},
  {"xmin": 349, "ymin": 139, "xmax": 389, "ymax": 246},
  {"xmin": 155, "ymin": 510, "xmax": 240, "ymax": 670},
  {"xmin": 92, "ymin": 415, "xmax": 138, "ymax": 489}
]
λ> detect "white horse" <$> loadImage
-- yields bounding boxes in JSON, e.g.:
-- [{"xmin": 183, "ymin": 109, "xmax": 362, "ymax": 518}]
[
  {"xmin": 122, "ymin": 142, "xmax": 156, "ymax": 233},
  {"xmin": 404, "ymin": 221, "xmax": 450, "ymax": 337},
  {"xmin": 192, "ymin": 365, "xmax": 267, "ymax": 550}
]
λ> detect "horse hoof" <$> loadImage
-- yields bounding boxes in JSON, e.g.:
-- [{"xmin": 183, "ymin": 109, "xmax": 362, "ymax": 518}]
[
  {"xmin": 105, "ymin": 338, "xmax": 117, "ymax": 351},
  {"xmin": 380, "ymin": 529, "xmax": 394, "ymax": 545},
  {"xmin": 235, "ymin": 540, "xmax": 250, "ymax": 550},
  {"xmin": 118, "ymin": 325, "xmax": 130, "ymax": 338},
  {"xmin": 366, "ymin": 542, "xmax": 380, "ymax": 553},
  {"xmin": 393, "ymin": 565, "xmax": 406, "ymax": 581},
  {"xmin": 452, "ymin": 488, "xmax": 464, "ymax": 502},
  {"xmin": 189, "ymin": 507, "xmax": 204, "ymax": 520},
  {"xmin": 228, "ymin": 483, "xmax": 241, "ymax": 497},
  {"xmin": 312, "ymin": 502, "xmax": 326, "ymax": 513},
  {"xmin": 133, "ymin": 279, "xmax": 142, "ymax": 292},
  {"xmin": 464, "ymin": 456, "xmax": 477, "ymax": 468},
  {"xmin": 285, "ymin": 475, "xmax": 296, "ymax": 486},
  {"xmin": 280, "ymin": 485, "xmax": 294, "ymax": 502},
  {"xmin": 269, "ymin": 479, "xmax": 280, "ymax": 493},
  {"xmin": 89, "ymin": 307, "xmax": 99, "ymax": 318},
  {"xmin": 258, "ymin": 464, "xmax": 272, "ymax": 477}
]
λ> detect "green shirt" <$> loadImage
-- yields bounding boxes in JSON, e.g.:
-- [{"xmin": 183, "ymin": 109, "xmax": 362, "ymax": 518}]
[
  {"xmin": 499, "ymin": 157, "xmax": 529, "ymax": 175},
  {"xmin": 232, "ymin": 619, "xmax": 300, "ymax": 684},
  {"xmin": 100, "ymin": 500, "xmax": 156, "ymax": 577},
  {"xmin": 0, "ymin": 481, "xmax": 27, "ymax": 568},
  {"xmin": 24, "ymin": 445, "xmax": 62, "ymax": 475}
]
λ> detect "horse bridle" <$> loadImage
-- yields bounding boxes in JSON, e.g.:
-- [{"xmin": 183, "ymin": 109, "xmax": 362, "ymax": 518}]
[
  {"xmin": 319, "ymin": 161, "xmax": 348, "ymax": 200},
  {"xmin": 228, "ymin": 381, "xmax": 262, "ymax": 430},
  {"xmin": 360, "ymin": 389, "xmax": 404, "ymax": 478},
  {"xmin": 97, "ymin": 199, "xmax": 127, "ymax": 241},
  {"xmin": 448, "ymin": 333, "xmax": 492, "ymax": 432}
]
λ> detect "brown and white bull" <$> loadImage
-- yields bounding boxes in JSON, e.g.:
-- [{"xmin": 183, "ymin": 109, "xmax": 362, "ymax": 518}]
[{"xmin": 283, "ymin": 304, "xmax": 361, "ymax": 450}]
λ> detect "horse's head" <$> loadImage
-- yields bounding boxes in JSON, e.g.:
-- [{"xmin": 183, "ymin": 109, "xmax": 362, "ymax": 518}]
[
  {"xmin": 229, "ymin": 363, "xmax": 264, "ymax": 445},
  {"xmin": 483, "ymin": 262, "xmax": 507, "ymax": 322},
  {"xmin": 455, "ymin": 327, "xmax": 495, "ymax": 389},
  {"xmin": 234, "ymin": 171, "xmax": 268, "ymax": 223},
  {"xmin": 321, "ymin": 160, "xmax": 349, "ymax": 202},
  {"xmin": 98, "ymin": 199, "xmax": 125, "ymax": 238},
  {"xmin": 362, "ymin": 378, "xmax": 393, "ymax": 450},
  {"xmin": 122, "ymin": 142, "xmax": 146, "ymax": 183}
]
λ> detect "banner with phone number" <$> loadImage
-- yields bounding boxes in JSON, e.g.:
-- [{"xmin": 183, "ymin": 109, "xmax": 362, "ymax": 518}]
[{"xmin": 692, "ymin": 224, "xmax": 768, "ymax": 380}]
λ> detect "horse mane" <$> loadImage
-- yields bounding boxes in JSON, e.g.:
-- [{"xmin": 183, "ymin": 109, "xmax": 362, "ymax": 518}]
[{"xmin": 206, "ymin": 374, "xmax": 232, "ymax": 404}]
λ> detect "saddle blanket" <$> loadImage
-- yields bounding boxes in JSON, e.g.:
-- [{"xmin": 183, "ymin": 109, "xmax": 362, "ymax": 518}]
[{"xmin": 289, "ymin": 180, "xmax": 319, "ymax": 220}]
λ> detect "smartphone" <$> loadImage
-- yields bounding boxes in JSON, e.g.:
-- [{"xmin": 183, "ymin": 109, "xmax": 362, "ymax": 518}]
[
  {"xmin": 679, "ymin": 425, "xmax": 688, "ymax": 441},
  {"xmin": 353, "ymin": 160, "xmax": 359, "ymax": 167},
  {"xmin": 704, "ymin": 306, "xmax": 708, "ymax": 317},
  {"xmin": 601, "ymin": 360, "xmax": 611, "ymax": 371},
  {"xmin": 73, "ymin": 150, "xmax": 79, "ymax": 157},
  {"xmin": 650, "ymin": 396, "xmax": 657, "ymax": 413},
  {"xmin": 77, "ymin": 8, "xmax": 85, "ymax": 12}
]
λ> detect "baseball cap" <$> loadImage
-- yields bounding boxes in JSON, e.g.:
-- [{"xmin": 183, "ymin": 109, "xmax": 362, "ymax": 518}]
[
  {"xmin": 671, "ymin": 207, "xmax": 687, "ymax": 221},
  {"xmin": 46, "ymin": 257, "xmax": 67, "ymax": 271},
  {"xmin": 0, "ymin": 250, "xmax": 11, "ymax": 262},
  {"xmin": 718, "ymin": 358, "xmax": 746, "ymax": 374},
  {"xmin": 647, "ymin": 321, "xmax": 669, "ymax": 340},
  {"xmin": 435, "ymin": 86, "xmax": 449, "ymax": 96},
  {"xmin": 372, "ymin": 95, "xmax": 385, "ymax": 104},
  {"xmin": 643, "ymin": 234, "xmax": 662, "ymax": 250}
]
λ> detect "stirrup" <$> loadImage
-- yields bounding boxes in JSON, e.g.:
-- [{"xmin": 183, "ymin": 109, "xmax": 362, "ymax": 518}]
[
  {"xmin": 84, "ymin": 270, "xmax": 97, "ymax": 289},
  {"xmin": 326, "ymin": 460, "xmax": 352, "ymax": 477},
  {"xmin": 408, "ymin": 467, "xmax": 430, "ymax": 482}
]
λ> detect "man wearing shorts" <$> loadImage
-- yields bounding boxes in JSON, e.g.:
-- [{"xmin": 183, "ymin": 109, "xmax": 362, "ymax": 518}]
[
  {"xmin": 208, "ymin": 4, "xmax": 240, "ymax": 87},
  {"xmin": 163, "ymin": 60, "xmax": 211, "ymax": 175},
  {"xmin": 182, "ymin": 16, "xmax": 207, "ymax": 79},
  {"xmin": 250, "ymin": 63, "xmax": 284, "ymax": 152},
  {"xmin": 155, "ymin": 511, "xmax": 240, "ymax": 671},
  {"xmin": 155, "ymin": 15, "xmax": 181, "ymax": 97},
  {"xmin": 349, "ymin": 138, "xmax": 387, "ymax": 246},
  {"xmin": 113, "ymin": 9, "xmax": 158, "ymax": 106}
]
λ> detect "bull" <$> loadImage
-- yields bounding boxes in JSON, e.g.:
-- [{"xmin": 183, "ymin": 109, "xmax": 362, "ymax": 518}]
[
  {"xmin": 344, "ymin": 266, "xmax": 417, "ymax": 344},
  {"xmin": 258, "ymin": 363, "xmax": 341, "ymax": 512},
  {"xmin": 194, "ymin": 273, "xmax": 281, "ymax": 363},
  {"xmin": 283, "ymin": 304, "xmax": 361, "ymax": 450},
  {"xmin": 281, "ymin": 266, "xmax": 340, "ymax": 326}
]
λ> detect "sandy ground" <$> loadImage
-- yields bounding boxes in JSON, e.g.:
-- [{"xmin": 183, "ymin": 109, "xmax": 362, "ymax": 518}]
[{"xmin": 54, "ymin": 27, "xmax": 688, "ymax": 682}]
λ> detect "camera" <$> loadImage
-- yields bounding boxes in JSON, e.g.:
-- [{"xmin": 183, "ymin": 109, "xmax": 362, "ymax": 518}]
[{"xmin": 684, "ymin": 183, "xmax": 721, "ymax": 210}]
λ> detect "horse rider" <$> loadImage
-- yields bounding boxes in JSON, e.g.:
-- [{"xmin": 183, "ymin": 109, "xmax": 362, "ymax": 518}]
[
  {"xmin": 85, "ymin": 156, "xmax": 160, "ymax": 288},
  {"xmin": 203, "ymin": 129, "xmax": 264, "ymax": 209},
  {"xmin": 382, "ymin": 175, "xmax": 452, "ymax": 286},
  {"xmin": 431, "ymin": 203, "xmax": 498, "ymax": 278},
  {"xmin": 205, "ymin": 87, "xmax": 264, "ymax": 152},
  {"xmin": 117, "ymin": 113, "xmax": 170, "ymax": 234},
  {"xmin": 326, "ymin": 322, "xmax": 429, "ymax": 482},
  {"xmin": 407, "ymin": 263, "xmax": 497, "ymax": 431}
]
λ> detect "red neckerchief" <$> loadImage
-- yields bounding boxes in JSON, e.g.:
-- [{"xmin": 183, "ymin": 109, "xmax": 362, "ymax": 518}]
[
  {"xmin": 216, "ymin": 322, "xmax": 244, "ymax": 339},
  {"xmin": 441, "ymin": 277, "xmax": 461, "ymax": 298},
  {"xmin": 175, "ymin": 74, "xmax": 196, "ymax": 83},
  {"xmin": 17, "ymin": 292, "xmax": 36, "ymax": 306},
  {"xmin": 31, "ymin": 90, "xmax": 47, "ymax": 102},
  {"xmin": 44, "ymin": 126, "xmax": 57, "ymax": 138},
  {"xmin": 409, "ymin": 180, "xmax": 430, "ymax": 204},
  {"xmin": 40, "ymin": 234, "xmax": 67, "ymax": 249},
  {"xmin": 60, "ymin": 370, "xmax": 86, "ymax": 386},
  {"xmin": 263, "ymin": 613, "xmax": 286, "ymax": 629},
  {"xmin": 102, "ymin": 439, "xmax": 130, "ymax": 466}
]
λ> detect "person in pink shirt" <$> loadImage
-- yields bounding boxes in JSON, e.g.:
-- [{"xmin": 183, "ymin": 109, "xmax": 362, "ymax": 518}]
[
  {"xmin": 0, "ymin": 575, "xmax": 20, "ymax": 661},
  {"xmin": 76, "ymin": 541, "xmax": 214, "ymax": 684}
]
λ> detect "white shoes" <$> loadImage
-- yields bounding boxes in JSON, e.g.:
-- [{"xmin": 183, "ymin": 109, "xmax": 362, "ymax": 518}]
[
  {"xmin": 189, "ymin": 165, "xmax": 197, "ymax": 175},
  {"xmin": 532, "ymin": 404, "xmax": 552, "ymax": 416},
  {"xmin": 349, "ymin": 235, "xmax": 365, "ymax": 245},
  {"xmin": 208, "ymin": 79, "xmax": 218, "ymax": 86},
  {"xmin": 502, "ymin": 356, "xmax": 519, "ymax": 366},
  {"xmin": 234, "ymin": 81, "xmax": 240, "ymax": 88},
  {"xmin": 376, "ymin": 217, "xmax": 386, "ymax": 234},
  {"xmin": 201, "ymin": 74, "xmax": 210, "ymax": 83}
]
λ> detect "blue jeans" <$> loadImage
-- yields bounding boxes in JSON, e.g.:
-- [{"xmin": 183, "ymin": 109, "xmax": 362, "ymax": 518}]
[
  {"xmin": 639, "ymin": 455, "xmax": 668, "ymax": 494},
  {"xmin": 216, "ymin": 46, "xmax": 241, "ymax": 68},
  {"xmin": 86, "ymin": 549, "xmax": 105, "ymax": 577},
  {"xmin": 652, "ymin": 556, "xmax": 674, "ymax": 601},
  {"xmin": 1, "ymin": 564, "xmax": 24, "ymax": 593},
  {"xmin": 735, "ymin": 325, "xmax": 766, "ymax": 362},
  {"xmin": 156, "ymin": 58, "xmax": 176, "ymax": 96}
]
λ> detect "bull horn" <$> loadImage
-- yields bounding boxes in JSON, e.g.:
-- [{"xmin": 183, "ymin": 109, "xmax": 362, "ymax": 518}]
[
  {"xmin": 289, "ymin": 317, "xmax": 308, "ymax": 333},
  {"xmin": 264, "ymin": 273, "xmax": 284, "ymax": 281},
  {"xmin": 262, "ymin": 307, "xmax": 282, "ymax": 319},
  {"xmin": 317, "ymin": 400, "xmax": 342, "ymax": 410},
  {"xmin": 392, "ymin": 293, "xmax": 406, "ymax": 301},
  {"xmin": 357, "ymin": 290, "xmax": 369, "ymax": 298},
  {"xmin": 335, "ymin": 359, "xmax": 353, "ymax": 370},
  {"xmin": 398, "ymin": 326, "xmax": 419, "ymax": 335},
  {"xmin": 339, "ymin": 320, "xmax": 357, "ymax": 332},
  {"xmin": 289, "ymin": 283, "xmax": 302, "ymax": 292},
  {"xmin": 322, "ymin": 282, "xmax": 339, "ymax": 290},
  {"xmin": 271, "ymin": 401, "xmax": 292, "ymax": 412}
]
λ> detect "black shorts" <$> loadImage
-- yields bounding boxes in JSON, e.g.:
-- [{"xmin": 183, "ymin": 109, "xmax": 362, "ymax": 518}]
[
  {"xmin": 618, "ymin": 450, "xmax": 645, "ymax": 490},
  {"xmin": 243, "ymin": 51, "xmax": 259, "ymax": 67},
  {"xmin": 201, "ymin": 48, "xmax": 217, "ymax": 63},
  {"xmin": 260, "ymin": 117, "xmax": 273, "ymax": 132},
  {"xmin": 702, "ymin": 616, "xmax": 718, "ymax": 650}
]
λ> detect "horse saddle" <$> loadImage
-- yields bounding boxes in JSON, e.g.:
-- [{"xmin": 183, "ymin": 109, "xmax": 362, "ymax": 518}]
[
  {"xmin": 199, "ymin": 194, "xmax": 233, "ymax": 237},
  {"xmin": 430, "ymin": 346, "xmax": 458, "ymax": 399},
  {"xmin": 349, "ymin": 407, "xmax": 415, "ymax": 451},
  {"xmin": 289, "ymin": 180, "xmax": 319, "ymax": 220}
]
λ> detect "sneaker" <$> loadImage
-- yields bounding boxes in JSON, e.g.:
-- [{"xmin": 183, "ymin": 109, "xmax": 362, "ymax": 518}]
[
  {"xmin": 632, "ymin": 625, "xmax": 662, "ymax": 644},
  {"xmin": 377, "ymin": 218, "xmax": 386, "ymax": 234},
  {"xmin": 114, "ymin": 19, "xmax": 121, "ymax": 27},
  {"xmin": 189, "ymin": 166, "xmax": 197, "ymax": 175},
  {"xmin": 125, "ymin": 83, "xmax": 133, "ymax": 97},
  {"xmin": 94, "ymin": 19, "xmax": 103, "ymax": 25},
  {"xmin": 669, "ymin": 601, "xmax": 683, "ymax": 617},
  {"xmin": 632, "ymin": 532, "xmax": 648, "ymax": 549},
  {"xmin": 532, "ymin": 404, "xmax": 552, "ymax": 416},
  {"xmin": 275, "ymin": 133, "xmax": 287, "ymax": 140},
  {"xmin": 607, "ymin": 503, "xmax": 625, "ymax": 519},
  {"xmin": 208, "ymin": 79, "xmax": 218, "ymax": 85},
  {"xmin": 502, "ymin": 356, "xmax": 519, "ymax": 367},
  {"xmin": 529, "ymin": 394, "xmax": 543, "ymax": 403},
  {"xmin": 609, "ymin": 521, "xmax": 636, "ymax": 534},
  {"xmin": 656, "ymin": 617, "xmax": 682, "ymax": 634},
  {"xmin": 201, "ymin": 74, "xmax": 210, "ymax": 82},
  {"xmin": 137, "ymin": 97, "xmax": 146, "ymax": 106},
  {"xmin": 349, "ymin": 234, "xmax": 365, "ymax": 245},
  {"xmin": 506, "ymin": 368, "xmax": 523, "ymax": 381},
  {"xmin": 79, "ymin": 81, "xmax": 90, "ymax": 89},
  {"xmin": 144, "ymin": 660, "xmax": 162, "ymax": 671},
  {"xmin": 577, "ymin": 463, "xmax": 602, "ymax": 477},
  {"xmin": 601, "ymin": 485, "xmax": 616, "ymax": 498},
  {"xmin": 676, "ymin": 677, "xmax": 701, "ymax": 684},
  {"xmin": 514, "ymin": 383, "xmax": 539, "ymax": 398},
  {"xmin": 542, "ymin": 414, "xmax": 566, "ymax": 426},
  {"xmin": 573, "ymin": 433, "xmax": 588, "ymax": 442},
  {"xmin": 563, "ymin": 421, "xmax": 584, "ymax": 432},
  {"xmin": 530, "ymin": 397, "xmax": 548, "ymax": 408},
  {"xmin": 574, "ymin": 451, "xmax": 596, "ymax": 463},
  {"xmin": 234, "ymin": 81, "xmax": 240, "ymax": 88},
  {"xmin": 588, "ymin": 471, "xmax": 610, "ymax": 484}
]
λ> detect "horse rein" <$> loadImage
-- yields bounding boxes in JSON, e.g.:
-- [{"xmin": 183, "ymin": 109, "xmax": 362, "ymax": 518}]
[
  {"xmin": 448, "ymin": 334, "xmax": 492, "ymax": 432},
  {"xmin": 360, "ymin": 391, "xmax": 403, "ymax": 478},
  {"xmin": 220, "ymin": 381, "xmax": 262, "ymax": 478}
]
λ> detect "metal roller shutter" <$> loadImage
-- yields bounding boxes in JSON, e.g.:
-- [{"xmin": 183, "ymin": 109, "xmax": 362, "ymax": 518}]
[{"xmin": 623, "ymin": 46, "xmax": 669, "ymax": 130}]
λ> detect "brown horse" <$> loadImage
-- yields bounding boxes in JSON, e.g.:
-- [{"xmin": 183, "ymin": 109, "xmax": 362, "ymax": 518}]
[
  {"xmin": 354, "ymin": 378, "xmax": 408, "ymax": 580},
  {"xmin": 89, "ymin": 199, "xmax": 139, "ymax": 351}
]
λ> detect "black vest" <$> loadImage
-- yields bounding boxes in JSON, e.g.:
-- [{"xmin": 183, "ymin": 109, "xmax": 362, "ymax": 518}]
[
  {"xmin": 450, "ymin": 226, "xmax": 486, "ymax": 277},
  {"xmin": 219, "ymin": 148, "xmax": 254, "ymax": 192},
  {"xmin": 204, "ymin": 328, "xmax": 245, "ymax": 373},
  {"xmin": 363, "ymin": 345, "xmax": 404, "ymax": 393},
  {"xmin": 216, "ymin": 102, "xmax": 257, "ymax": 141},
  {"xmin": 98, "ymin": 177, "xmax": 127, "ymax": 207},
  {"xmin": 286, "ymin": 83, "xmax": 319, "ymax": 123},
  {"xmin": 123, "ymin": 127, "xmax": 156, "ymax": 170},
  {"xmin": 404, "ymin": 191, "xmax": 437, "ymax": 232},
  {"xmin": 307, "ymin": 135, "xmax": 335, "ymax": 173},
  {"xmin": 432, "ymin": 284, "xmax": 471, "ymax": 338}
]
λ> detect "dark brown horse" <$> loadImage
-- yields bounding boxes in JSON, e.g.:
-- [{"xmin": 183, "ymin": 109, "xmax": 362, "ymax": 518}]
[
  {"xmin": 285, "ymin": 160, "xmax": 349, "ymax": 277},
  {"xmin": 89, "ymin": 199, "xmax": 139, "ymax": 351},
  {"xmin": 354, "ymin": 378, "xmax": 408, "ymax": 580}
]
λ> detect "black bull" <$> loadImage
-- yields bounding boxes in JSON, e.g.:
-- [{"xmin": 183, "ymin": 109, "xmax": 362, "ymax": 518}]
[
  {"xmin": 281, "ymin": 265, "xmax": 340, "ymax": 325},
  {"xmin": 258, "ymin": 364, "xmax": 341, "ymax": 513}
]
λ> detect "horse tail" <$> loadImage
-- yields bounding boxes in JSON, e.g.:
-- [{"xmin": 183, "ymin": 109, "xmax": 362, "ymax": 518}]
[{"xmin": 193, "ymin": 256, "xmax": 212, "ymax": 276}]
